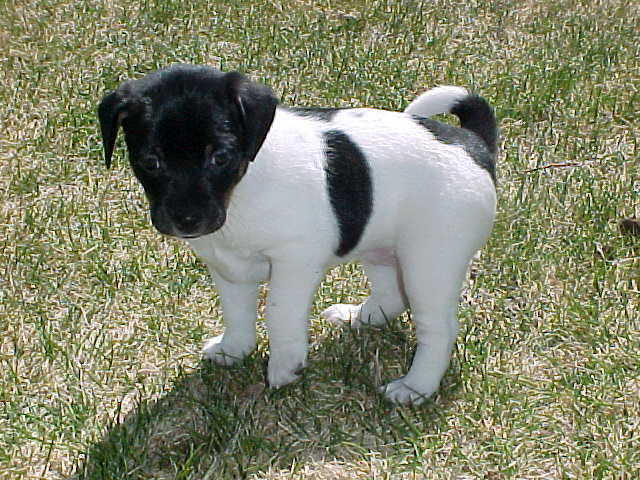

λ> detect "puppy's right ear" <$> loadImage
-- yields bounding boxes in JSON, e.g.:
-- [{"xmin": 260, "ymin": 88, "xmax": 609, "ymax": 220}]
[{"xmin": 98, "ymin": 91, "xmax": 129, "ymax": 169}]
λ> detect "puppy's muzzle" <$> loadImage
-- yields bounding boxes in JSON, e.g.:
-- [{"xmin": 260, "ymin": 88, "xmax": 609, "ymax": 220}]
[
  {"xmin": 152, "ymin": 205, "xmax": 226, "ymax": 239},
  {"xmin": 171, "ymin": 212, "xmax": 226, "ymax": 238}
]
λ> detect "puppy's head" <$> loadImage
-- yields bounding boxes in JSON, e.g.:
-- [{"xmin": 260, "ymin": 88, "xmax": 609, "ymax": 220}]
[{"xmin": 98, "ymin": 65, "xmax": 277, "ymax": 238}]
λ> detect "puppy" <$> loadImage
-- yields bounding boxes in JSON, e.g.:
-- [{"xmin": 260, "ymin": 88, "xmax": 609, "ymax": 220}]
[{"xmin": 98, "ymin": 64, "xmax": 497, "ymax": 405}]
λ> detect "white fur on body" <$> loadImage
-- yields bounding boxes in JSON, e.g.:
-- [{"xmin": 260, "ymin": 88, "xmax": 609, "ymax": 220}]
[{"xmin": 192, "ymin": 87, "xmax": 496, "ymax": 405}]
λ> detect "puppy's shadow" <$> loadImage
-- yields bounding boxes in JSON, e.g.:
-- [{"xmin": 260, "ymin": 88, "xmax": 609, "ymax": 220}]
[{"xmin": 73, "ymin": 319, "xmax": 461, "ymax": 479}]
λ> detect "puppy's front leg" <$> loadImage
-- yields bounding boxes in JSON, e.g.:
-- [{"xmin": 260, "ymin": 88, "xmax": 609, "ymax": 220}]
[
  {"xmin": 203, "ymin": 273, "xmax": 258, "ymax": 366},
  {"xmin": 266, "ymin": 260, "xmax": 325, "ymax": 388}
]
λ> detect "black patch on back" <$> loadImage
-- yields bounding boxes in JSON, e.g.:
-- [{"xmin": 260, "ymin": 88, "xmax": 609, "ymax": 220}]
[
  {"xmin": 412, "ymin": 116, "xmax": 496, "ymax": 184},
  {"xmin": 323, "ymin": 130, "xmax": 373, "ymax": 256},
  {"xmin": 288, "ymin": 106, "xmax": 343, "ymax": 122}
]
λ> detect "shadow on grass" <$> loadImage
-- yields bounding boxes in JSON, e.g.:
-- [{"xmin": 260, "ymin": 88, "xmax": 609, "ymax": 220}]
[{"xmin": 73, "ymin": 319, "xmax": 461, "ymax": 479}]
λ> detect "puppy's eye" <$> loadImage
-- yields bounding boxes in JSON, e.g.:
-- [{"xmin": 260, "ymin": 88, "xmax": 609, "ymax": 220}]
[
  {"xmin": 205, "ymin": 144, "xmax": 229, "ymax": 169},
  {"xmin": 209, "ymin": 155, "xmax": 229, "ymax": 168},
  {"xmin": 140, "ymin": 155, "xmax": 161, "ymax": 173}
]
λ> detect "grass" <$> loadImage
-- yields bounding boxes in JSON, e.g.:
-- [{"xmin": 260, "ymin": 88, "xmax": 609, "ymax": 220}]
[{"xmin": 1, "ymin": 0, "xmax": 639, "ymax": 478}]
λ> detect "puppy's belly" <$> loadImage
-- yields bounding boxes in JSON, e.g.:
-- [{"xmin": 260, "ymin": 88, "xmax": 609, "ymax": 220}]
[{"xmin": 359, "ymin": 247, "xmax": 397, "ymax": 266}]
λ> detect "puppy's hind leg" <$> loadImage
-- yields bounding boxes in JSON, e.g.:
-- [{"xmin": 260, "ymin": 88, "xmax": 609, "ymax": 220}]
[
  {"xmin": 382, "ymin": 229, "xmax": 485, "ymax": 405},
  {"xmin": 322, "ymin": 263, "xmax": 408, "ymax": 328}
]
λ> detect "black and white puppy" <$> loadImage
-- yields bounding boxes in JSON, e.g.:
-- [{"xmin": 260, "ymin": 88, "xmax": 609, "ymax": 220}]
[{"xmin": 98, "ymin": 64, "xmax": 497, "ymax": 405}]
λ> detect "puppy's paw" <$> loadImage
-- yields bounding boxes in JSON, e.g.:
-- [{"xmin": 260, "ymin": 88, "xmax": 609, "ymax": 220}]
[
  {"xmin": 382, "ymin": 377, "xmax": 437, "ymax": 406},
  {"xmin": 267, "ymin": 350, "xmax": 306, "ymax": 388},
  {"xmin": 322, "ymin": 303, "xmax": 389, "ymax": 328},
  {"xmin": 202, "ymin": 334, "xmax": 253, "ymax": 367},
  {"xmin": 321, "ymin": 304, "xmax": 362, "ymax": 327}
]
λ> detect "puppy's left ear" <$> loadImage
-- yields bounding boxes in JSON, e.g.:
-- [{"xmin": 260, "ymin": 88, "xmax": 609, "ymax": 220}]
[
  {"xmin": 97, "ymin": 90, "xmax": 129, "ymax": 169},
  {"xmin": 225, "ymin": 72, "xmax": 278, "ymax": 162}
]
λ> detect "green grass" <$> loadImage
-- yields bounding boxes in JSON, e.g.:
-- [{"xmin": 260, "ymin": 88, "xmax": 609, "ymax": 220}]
[{"xmin": 1, "ymin": 0, "xmax": 639, "ymax": 478}]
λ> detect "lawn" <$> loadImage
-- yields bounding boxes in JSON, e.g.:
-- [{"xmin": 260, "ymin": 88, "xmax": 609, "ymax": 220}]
[{"xmin": 1, "ymin": 0, "xmax": 638, "ymax": 478}]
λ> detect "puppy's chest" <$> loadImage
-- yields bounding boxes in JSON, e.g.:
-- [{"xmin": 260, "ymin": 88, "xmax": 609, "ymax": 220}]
[{"xmin": 188, "ymin": 240, "xmax": 270, "ymax": 283}]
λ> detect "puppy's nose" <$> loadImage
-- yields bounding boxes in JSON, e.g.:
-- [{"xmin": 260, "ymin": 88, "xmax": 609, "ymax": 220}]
[{"xmin": 174, "ymin": 215, "xmax": 201, "ymax": 234}]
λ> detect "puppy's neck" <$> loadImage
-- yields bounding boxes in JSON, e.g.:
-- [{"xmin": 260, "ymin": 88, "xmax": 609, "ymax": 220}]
[{"xmin": 220, "ymin": 108, "xmax": 327, "ymax": 236}]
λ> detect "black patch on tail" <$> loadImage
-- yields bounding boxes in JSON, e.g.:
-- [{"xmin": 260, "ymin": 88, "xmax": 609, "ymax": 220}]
[
  {"xmin": 323, "ymin": 130, "xmax": 373, "ymax": 256},
  {"xmin": 413, "ymin": 93, "xmax": 497, "ymax": 183},
  {"xmin": 451, "ymin": 95, "xmax": 498, "ymax": 156}
]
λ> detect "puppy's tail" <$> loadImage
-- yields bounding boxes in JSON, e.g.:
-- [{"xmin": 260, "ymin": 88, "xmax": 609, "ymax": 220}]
[
  {"xmin": 404, "ymin": 86, "xmax": 498, "ymax": 155},
  {"xmin": 404, "ymin": 86, "xmax": 469, "ymax": 117}
]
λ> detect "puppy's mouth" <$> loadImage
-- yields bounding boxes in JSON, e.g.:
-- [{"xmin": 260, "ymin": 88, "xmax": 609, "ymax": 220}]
[
  {"xmin": 152, "ymin": 217, "xmax": 226, "ymax": 240},
  {"xmin": 175, "ymin": 232, "xmax": 206, "ymax": 239},
  {"xmin": 171, "ymin": 221, "xmax": 225, "ymax": 239},
  {"xmin": 162, "ymin": 226, "xmax": 222, "ymax": 240}
]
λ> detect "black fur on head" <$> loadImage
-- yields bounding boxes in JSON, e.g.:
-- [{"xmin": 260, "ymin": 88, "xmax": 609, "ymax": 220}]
[{"xmin": 97, "ymin": 64, "xmax": 278, "ymax": 238}]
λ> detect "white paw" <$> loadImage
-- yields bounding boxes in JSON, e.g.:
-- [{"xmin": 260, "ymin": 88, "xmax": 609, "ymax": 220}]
[
  {"xmin": 267, "ymin": 349, "xmax": 306, "ymax": 388},
  {"xmin": 202, "ymin": 334, "xmax": 253, "ymax": 367},
  {"xmin": 382, "ymin": 377, "xmax": 438, "ymax": 406},
  {"xmin": 321, "ymin": 304, "xmax": 363, "ymax": 327}
]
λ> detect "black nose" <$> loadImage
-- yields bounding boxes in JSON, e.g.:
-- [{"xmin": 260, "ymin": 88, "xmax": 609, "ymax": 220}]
[{"xmin": 174, "ymin": 215, "xmax": 201, "ymax": 234}]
